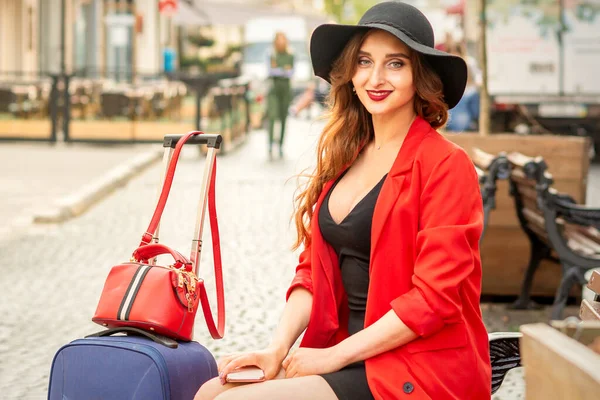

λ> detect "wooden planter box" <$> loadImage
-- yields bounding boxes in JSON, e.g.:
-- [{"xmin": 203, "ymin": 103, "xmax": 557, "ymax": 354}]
[
  {"xmin": 445, "ymin": 133, "xmax": 590, "ymax": 297},
  {"xmin": 521, "ymin": 322, "xmax": 600, "ymax": 399}
]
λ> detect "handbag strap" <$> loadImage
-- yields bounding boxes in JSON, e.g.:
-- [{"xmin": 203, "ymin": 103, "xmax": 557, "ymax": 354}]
[
  {"xmin": 140, "ymin": 131, "xmax": 225, "ymax": 339},
  {"xmin": 140, "ymin": 131, "xmax": 197, "ymax": 246},
  {"xmin": 205, "ymin": 159, "xmax": 225, "ymax": 339}
]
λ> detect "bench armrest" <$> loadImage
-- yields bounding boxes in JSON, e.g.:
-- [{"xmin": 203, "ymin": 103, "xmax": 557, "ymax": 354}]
[
  {"xmin": 475, "ymin": 166, "xmax": 486, "ymax": 184},
  {"xmin": 473, "ymin": 148, "xmax": 510, "ymax": 181},
  {"xmin": 472, "ymin": 148, "xmax": 496, "ymax": 170},
  {"xmin": 551, "ymin": 195, "xmax": 600, "ymax": 229}
]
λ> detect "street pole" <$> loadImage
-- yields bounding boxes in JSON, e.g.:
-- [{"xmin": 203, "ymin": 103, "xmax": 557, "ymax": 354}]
[
  {"xmin": 131, "ymin": 1, "xmax": 137, "ymax": 83},
  {"xmin": 478, "ymin": 0, "xmax": 490, "ymax": 136},
  {"xmin": 59, "ymin": 0, "xmax": 67, "ymax": 142},
  {"xmin": 61, "ymin": 0, "xmax": 66, "ymax": 75}
]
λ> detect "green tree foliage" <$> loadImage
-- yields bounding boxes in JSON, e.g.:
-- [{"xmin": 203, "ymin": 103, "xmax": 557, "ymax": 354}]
[
  {"xmin": 351, "ymin": 0, "xmax": 379, "ymax": 23},
  {"xmin": 323, "ymin": 0, "xmax": 349, "ymax": 22},
  {"xmin": 323, "ymin": 0, "xmax": 380, "ymax": 24},
  {"xmin": 186, "ymin": 34, "xmax": 215, "ymax": 48}
]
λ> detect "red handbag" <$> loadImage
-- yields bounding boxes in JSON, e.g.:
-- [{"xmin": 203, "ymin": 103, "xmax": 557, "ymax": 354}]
[{"xmin": 92, "ymin": 132, "xmax": 225, "ymax": 341}]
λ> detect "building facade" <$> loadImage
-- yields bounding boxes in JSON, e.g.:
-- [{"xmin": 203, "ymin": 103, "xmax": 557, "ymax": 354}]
[
  {"xmin": 0, "ymin": 0, "xmax": 39, "ymax": 73},
  {"xmin": 0, "ymin": 0, "xmax": 170, "ymax": 77},
  {"xmin": 0, "ymin": 0, "xmax": 327, "ymax": 77}
]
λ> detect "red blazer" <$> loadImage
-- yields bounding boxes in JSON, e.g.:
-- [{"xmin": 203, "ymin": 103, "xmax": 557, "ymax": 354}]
[{"xmin": 287, "ymin": 117, "xmax": 491, "ymax": 399}]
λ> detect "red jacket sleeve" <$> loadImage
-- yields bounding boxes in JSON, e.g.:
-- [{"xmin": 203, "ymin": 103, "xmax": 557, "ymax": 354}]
[
  {"xmin": 391, "ymin": 148, "xmax": 483, "ymax": 337},
  {"xmin": 286, "ymin": 246, "xmax": 313, "ymax": 300}
]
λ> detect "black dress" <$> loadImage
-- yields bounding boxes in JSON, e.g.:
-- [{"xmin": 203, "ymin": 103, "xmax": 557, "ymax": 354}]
[{"xmin": 318, "ymin": 171, "xmax": 387, "ymax": 400}]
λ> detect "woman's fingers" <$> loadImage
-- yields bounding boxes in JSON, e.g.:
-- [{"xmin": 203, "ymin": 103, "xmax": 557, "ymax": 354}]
[
  {"xmin": 284, "ymin": 362, "xmax": 297, "ymax": 379},
  {"xmin": 281, "ymin": 355, "xmax": 291, "ymax": 370},
  {"xmin": 282, "ymin": 349, "xmax": 295, "ymax": 378},
  {"xmin": 216, "ymin": 353, "xmax": 240, "ymax": 373},
  {"xmin": 217, "ymin": 356, "xmax": 232, "ymax": 372},
  {"xmin": 281, "ymin": 349, "xmax": 294, "ymax": 370},
  {"xmin": 283, "ymin": 356, "xmax": 297, "ymax": 378},
  {"xmin": 219, "ymin": 353, "xmax": 258, "ymax": 379}
]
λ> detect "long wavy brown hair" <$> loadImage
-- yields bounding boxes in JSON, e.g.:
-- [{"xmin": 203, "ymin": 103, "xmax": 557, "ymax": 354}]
[{"xmin": 292, "ymin": 29, "xmax": 448, "ymax": 250}]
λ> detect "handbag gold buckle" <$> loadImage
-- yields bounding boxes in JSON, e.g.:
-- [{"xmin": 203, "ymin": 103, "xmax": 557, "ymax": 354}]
[{"xmin": 168, "ymin": 264, "xmax": 199, "ymax": 312}]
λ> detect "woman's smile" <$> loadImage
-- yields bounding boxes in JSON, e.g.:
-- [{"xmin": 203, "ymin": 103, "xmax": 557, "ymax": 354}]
[{"xmin": 366, "ymin": 90, "xmax": 393, "ymax": 102}]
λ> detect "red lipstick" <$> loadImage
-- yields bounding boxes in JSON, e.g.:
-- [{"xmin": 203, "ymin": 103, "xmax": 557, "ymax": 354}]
[{"xmin": 366, "ymin": 90, "xmax": 392, "ymax": 101}]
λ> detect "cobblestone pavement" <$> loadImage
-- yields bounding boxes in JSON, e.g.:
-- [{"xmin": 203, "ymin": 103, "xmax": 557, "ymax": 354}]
[
  {"xmin": 0, "ymin": 142, "xmax": 159, "ymax": 241},
  {"xmin": 0, "ymin": 119, "xmax": 593, "ymax": 399}
]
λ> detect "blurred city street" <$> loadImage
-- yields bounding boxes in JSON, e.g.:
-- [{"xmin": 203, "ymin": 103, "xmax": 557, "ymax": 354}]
[
  {"xmin": 0, "ymin": 115, "xmax": 597, "ymax": 399},
  {"xmin": 1, "ymin": 0, "xmax": 600, "ymax": 398}
]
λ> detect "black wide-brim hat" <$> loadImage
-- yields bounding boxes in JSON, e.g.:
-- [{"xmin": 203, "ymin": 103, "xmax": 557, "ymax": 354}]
[{"xmin": 310, "ymin": 1, "xmax": 467, "ymax": 109}]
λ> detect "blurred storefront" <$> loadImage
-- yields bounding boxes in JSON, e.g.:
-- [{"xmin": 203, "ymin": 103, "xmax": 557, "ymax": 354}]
[
  {"xmin": 0, "ymin": 0, "xmax": 328, "ymax": 144},
  {"xmin": 37, "ymin": 0, "xmax": 169, "ymax": 77},
  {"xmin": 0, "ymin": 0, "xmax": 38, "ymax": 73}
]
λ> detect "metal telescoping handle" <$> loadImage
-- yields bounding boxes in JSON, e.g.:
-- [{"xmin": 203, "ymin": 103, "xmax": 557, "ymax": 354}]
[
  {"xmin": 164, "ymin": 133, "xmax": 222, "ymax": 274},
  {"xmin": 149, "ymin": 148, "xmax": 174, "ymax": 266},
  {"xmin": 148, "ymin": 133, "xmax": 222, "ymax": 267},
  {"xmin": 191, "ymin": 146, "xmax": 217, "ymax": 274}
]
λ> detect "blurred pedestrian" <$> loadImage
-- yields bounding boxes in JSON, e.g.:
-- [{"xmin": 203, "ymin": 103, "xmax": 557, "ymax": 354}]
[
  {"xmin": 435, "ymin": 31, "xmax": 455, "ymax": 52},
  {"xmin": 446, "ymin": 43, "xmax": 482, "ymax": 132},
  {"xmin": 289, "ymin": 77, "xmax": 329, "ymax": 118},
  {"xmin": 290, "ymin": 22, "xmax": 335, "ymax": 119},
  {"xmin": 266, "ymin": 32, "xmax": 294, "ymax": 159}
]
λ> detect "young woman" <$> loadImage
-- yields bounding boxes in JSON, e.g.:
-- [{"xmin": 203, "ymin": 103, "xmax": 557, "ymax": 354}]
[
  {"xmin": 196, "ymin": 2, "xmax": 490, "ymax": 399},
  {"xmin": 266, "ymin": 32, "xmax": 294, "ymax": 159}
]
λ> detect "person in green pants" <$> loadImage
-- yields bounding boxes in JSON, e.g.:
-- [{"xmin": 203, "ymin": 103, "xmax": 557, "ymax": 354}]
[{"xmin": 266, "ymin": 32, "xmax": 294, "ymax": 159}]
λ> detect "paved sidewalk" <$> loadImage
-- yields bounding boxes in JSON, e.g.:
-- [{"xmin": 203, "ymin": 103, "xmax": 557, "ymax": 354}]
[
  {"xmin": 0, "ymin": 119, "xmax": 594, "ymax": 399},
  {"xmin": 0, "ymin": 142, "xmax": 162, "ymax": 241}
]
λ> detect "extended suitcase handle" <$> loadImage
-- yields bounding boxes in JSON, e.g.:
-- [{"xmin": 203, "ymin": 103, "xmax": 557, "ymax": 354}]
[
  {"xmin": 140, "ymin": 131, "xmax": 225, "ymax": 340},
  {"xmin": 86, "ymin": 327, "xmax": 179, "ymax": 349},
  {"xmin": 163, "ymin": 134, "xmax": 222, "ymax": 149}
]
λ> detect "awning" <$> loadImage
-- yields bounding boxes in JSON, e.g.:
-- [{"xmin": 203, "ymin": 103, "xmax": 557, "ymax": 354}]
[
  {"xmin": 189, "ymin": 1, "xmax": 328, "ymax": 29},
  {"xmin": 445, "ymin": 0, "xmax": 465, "ymax": 15},
  {"xmin": 172, "ymin": 1, "xmax": 211, "ymax": 26}
]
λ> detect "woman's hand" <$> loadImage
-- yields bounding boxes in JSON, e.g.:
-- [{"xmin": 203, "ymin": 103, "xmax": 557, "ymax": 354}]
[
  {"xmin": 281, "ymin": 347, "xmax": 346, "ymax": 378},
  {"xmin": 217, "ymin": 346, "xmax": 288, "ymax": 384}
]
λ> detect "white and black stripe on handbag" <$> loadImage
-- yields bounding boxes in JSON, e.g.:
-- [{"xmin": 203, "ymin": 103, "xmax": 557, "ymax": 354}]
[{"xmin": 117, "ymin": 265, "xmax": 152, "ymax": 321}]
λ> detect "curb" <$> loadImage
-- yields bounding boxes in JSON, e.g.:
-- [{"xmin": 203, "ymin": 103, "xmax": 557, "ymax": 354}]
[{"xmin": 33, "ymin": 149, "xmax": 163, "ymax": 224}]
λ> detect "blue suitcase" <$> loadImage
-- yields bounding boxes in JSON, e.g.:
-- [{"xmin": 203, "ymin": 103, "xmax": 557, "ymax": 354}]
[{"xmin": 48, "ymin": 329, "xmax": 218, "ymax": 400}]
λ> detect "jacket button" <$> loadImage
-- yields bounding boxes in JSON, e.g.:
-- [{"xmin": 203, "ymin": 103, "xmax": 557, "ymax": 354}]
[{"xmin": 403, "ymin": 382, "xmax": 414, "ymax": 394}]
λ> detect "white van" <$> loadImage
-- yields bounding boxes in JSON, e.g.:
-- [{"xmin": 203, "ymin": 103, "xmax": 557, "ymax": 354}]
[{"xmin": 481, "ymin": 0, "xmax": 600, "ymax": 156}]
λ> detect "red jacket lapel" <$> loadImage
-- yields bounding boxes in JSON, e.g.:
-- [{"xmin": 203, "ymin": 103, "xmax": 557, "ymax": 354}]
[{"xmin": 371, "ymin": 117, "xmax": 431, "ymax": 261}]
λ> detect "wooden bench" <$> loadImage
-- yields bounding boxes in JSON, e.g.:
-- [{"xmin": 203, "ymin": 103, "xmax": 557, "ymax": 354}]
[
  {"xmin": 521, "ymin": 321, "xmax": 600, "ymax": 399},
  {"xmin": 472, "ymin": 148, "xmax": 510, "ymax": 240},
  {"xmin": 508, "ymin": 152, "xmax": 600, "ymax": 319},
  {"xmin": 472, "ymin": 149, "xmax": 523, "ymax": 395},
  {"xmin": 581, "ymin": 270, "xmax": 600, "ymax": 322}
]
